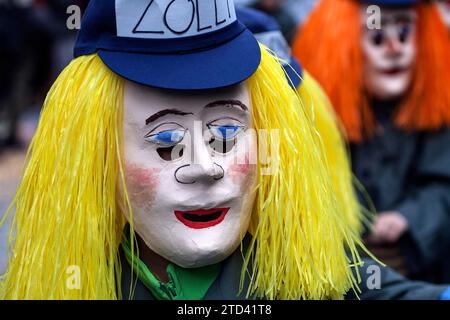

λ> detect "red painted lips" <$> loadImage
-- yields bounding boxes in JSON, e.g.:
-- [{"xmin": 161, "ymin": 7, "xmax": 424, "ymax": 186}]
[
  {"xmin": 381, "ymin": 67, "xmax": 407, "ymax": 76},
  {"xmin": 174, "ymin": 208, "xmax": 230, "ymax": 229}
]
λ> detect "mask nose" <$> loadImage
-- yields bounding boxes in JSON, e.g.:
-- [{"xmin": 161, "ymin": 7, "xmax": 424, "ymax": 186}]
[
  {"xmin": 386, "ymin": 35, "xmax": 403, "ymax": 56},
  {"xmin": 174, "ymin": 134, "xmax": 224, "ymax": 184}
]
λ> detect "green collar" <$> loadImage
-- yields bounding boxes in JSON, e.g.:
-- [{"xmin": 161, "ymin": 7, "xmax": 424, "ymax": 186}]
[{"xmin": 121, "ymin": 237, "xmax": 221, "ymax": 300}]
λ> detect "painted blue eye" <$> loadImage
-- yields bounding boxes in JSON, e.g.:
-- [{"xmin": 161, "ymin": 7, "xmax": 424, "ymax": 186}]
[
  {"xmin": 208, "ymin": 124, "xmax": 245, "ymax": 141},
  {"xmin": 145, "ymin": 129, "xmax": 186, "ymax": 146},
  {"xmin": 398, "ymin": 25, "xmax": 411, "ymax": 43}
]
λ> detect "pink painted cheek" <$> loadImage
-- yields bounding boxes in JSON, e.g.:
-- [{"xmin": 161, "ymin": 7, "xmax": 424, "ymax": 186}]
[
  {"xmin": 228, "ymin": 153, "xmax": 258, "ymax": 191},
  {"xmin": 124, "ymin": 163, "xmax": 161, "ymax": 211}
]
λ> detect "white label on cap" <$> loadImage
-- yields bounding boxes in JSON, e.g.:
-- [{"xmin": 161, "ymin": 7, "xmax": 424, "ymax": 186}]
[
  {"xmin": 254, "ymin": 31, "xmax": 291, "ymax": 65},
  {"xmin": 116, "ymin": 0, "xmax": 237, "ymax": 39}
]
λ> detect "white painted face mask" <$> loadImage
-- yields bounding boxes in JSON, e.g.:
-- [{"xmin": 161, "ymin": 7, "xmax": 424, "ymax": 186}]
[
  {"xmin": 119, "ymin": 81, "xmax": 258, "ymax": 268},
  {"xmin": 361, "ymin": 8, "xmax": 417, "ymax": 100}
]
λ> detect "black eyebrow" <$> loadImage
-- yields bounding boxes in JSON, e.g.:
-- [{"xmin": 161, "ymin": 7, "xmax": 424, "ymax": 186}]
[
  {"xmin": 381, "ymin": 13, "xmax": 415, "ymax": 26},
  {"xmin": 204, "ymin": 100, "xmax": 248, "ymax": 112},
  {"xmin": 145, "ymin": 109, "xmax": 193, "ymax": 125}
]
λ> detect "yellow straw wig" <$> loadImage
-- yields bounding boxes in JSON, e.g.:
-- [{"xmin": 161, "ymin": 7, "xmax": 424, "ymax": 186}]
[
  {"xmin": 297, "ymin": 71, "xmax": 364, "ymax": 234},
  {"xmin": 1, "ymin": 46, "xmax": 363, "ymax": 300},
  {"xmin": 244, "ymin": 47, "xmax": 363, "ymax": 300}
]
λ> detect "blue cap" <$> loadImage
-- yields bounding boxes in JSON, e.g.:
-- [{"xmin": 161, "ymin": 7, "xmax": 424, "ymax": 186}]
[
  {"xmin": 440, "ymin": 287, "xmax": 450, "ymax": 300},
  {"xmin": 74, "ymin": 0, "xmax": 261, "ymax": 90},
  {"xmin": 359, "ymin": 0, "xmax": 418, "ymax": 6},
  {"xmin": 236, "ymin": 6, "xmax": 303, "ymax": 88}
]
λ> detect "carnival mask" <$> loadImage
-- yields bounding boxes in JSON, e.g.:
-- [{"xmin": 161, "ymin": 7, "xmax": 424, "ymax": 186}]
[
  {"xmin": 119, "ymin": 81, "xmax": 258, "ymax": 268},
  {"xmin": 361, "ymin": 7, "xmax": 417, "ymax": 100}
]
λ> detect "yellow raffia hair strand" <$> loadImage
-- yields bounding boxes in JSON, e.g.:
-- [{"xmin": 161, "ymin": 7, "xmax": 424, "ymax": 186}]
[
  {"xmin": 243, "ymin": 46, "xmax": 365, "ymax": 300},
  {"xmin": 1, "ymin": 55, "xmax": 127, "ymax": 299},
  {"xmin": 297, "ymin": 71, "xmax": 363, "ymax": 235}
]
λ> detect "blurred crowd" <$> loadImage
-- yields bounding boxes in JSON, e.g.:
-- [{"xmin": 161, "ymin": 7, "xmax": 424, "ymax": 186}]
[
  {"xmin": 0, "ymin": 0, "xmax": 88, "ymax": 149},
  {"xmin": 1, "ymin": 0, "xmax": 450, "ymax": 297}
]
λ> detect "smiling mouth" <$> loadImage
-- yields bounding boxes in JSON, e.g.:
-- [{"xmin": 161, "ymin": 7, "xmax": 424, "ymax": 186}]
[{"xmin": 174, "ymin": 208, "xmax": 230, "ymax": 229}]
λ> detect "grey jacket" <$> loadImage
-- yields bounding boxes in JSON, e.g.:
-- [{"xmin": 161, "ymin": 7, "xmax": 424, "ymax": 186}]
[{"xmin": 351, "ymin": 99, "xmax": 450, "ymax": 283}]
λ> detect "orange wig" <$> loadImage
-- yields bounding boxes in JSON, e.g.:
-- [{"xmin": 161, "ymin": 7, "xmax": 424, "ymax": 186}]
[{"xmin": 292, "ymin": 0, "xmax": 450, "ymax": 142}]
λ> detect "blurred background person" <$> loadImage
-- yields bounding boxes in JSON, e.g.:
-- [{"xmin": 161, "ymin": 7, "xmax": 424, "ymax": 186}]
[
  {"xmin": 283, "ymin": 0, "xmax": 318, "ymax": 26},
  {"xmin": 249, "ymin": 0, "xmax": 297, "ymax": 43},
  {"xmin": 293, "ymin": 0, "xmax": 450, "ymax": 283},
  {"xmin": 0, "ymin": 0, "xmax": 40, "ymax": 150},
  {"xmin": 234, "ymin": 0, "xmax": 319, "ymax": 43}
]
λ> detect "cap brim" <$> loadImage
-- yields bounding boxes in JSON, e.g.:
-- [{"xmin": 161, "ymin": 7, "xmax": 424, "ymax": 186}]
[{"xmin": 98, "ymin": 28, "xmax": 261, "ymax": 90}]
